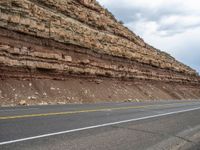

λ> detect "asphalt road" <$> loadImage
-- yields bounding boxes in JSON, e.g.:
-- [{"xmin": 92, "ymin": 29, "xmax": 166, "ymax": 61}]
[{"xmin": 0, "ymin": 100, "xmax": 200, "ymax": 150}]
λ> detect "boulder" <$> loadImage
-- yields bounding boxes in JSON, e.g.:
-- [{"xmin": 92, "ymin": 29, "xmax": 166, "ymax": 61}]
[{"xmin": 19, "ymin": 100, "xmax": 26, "ymax": 106}]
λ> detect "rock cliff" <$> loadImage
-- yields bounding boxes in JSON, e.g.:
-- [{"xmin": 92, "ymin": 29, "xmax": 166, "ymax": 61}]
[{"xmin": 0, "ymin": 0, "xmax": 199, "ymax": 106}]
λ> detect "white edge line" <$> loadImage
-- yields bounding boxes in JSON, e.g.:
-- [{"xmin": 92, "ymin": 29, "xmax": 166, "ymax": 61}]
[{"xmin": 0, "ymin": 107, "xmax": 200, "ymax": 146}]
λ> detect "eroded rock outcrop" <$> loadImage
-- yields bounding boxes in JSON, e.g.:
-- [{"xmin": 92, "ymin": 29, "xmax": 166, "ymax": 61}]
[{"xmin": 0, "ymin": 0, "xmax": 199, "ymax": 105}]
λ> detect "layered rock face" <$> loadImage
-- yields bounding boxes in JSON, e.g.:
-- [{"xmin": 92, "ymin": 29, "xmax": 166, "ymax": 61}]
[{"xmin": 0, "ymin": 0, "xmax": 199, "ymax": 105}]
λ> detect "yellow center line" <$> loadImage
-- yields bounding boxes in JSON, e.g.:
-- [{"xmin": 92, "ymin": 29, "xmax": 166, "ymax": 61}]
[{"xmin": 0, "ymin": 103, "xmax": 189, "ymax": 120}]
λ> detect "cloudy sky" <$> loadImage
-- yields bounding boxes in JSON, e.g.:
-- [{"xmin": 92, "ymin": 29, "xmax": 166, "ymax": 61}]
[{"xmin": 97, "ymin": 0, "xmax": 200, "ymax": 73}]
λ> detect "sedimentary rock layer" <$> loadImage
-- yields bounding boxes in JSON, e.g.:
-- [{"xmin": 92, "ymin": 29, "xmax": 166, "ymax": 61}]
[
  {"xmin": 0, "ymin": 0, "xmax": 199, "ymax": 104},
  {"xmin": 0, "ymin": 27, "xmax": 199, "ymax": 84}
]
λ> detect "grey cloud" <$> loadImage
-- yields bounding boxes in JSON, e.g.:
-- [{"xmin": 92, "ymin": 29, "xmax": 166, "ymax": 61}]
[
  {"xmin": 103, "ymin": 2, "xmax": 183, "ymax": 22},
  {"xmin": 106, "ymin": 6, "xmax": 182, "ymax": 23},
  {"xmin": 157, "ymin": 23, "xmax": 200, "ymax": 36},
  {"xmin": 100, "ymin": 1, "xmax": 199, "ymax": 36}
]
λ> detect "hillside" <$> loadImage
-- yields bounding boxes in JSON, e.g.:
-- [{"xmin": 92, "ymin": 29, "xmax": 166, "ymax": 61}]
[{"xmin": 0, "ymin": 0, "xmax": 199, "ymax": 106}]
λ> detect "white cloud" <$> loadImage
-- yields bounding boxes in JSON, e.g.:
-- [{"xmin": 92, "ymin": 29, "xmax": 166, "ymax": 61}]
[{"xmin": 97, "ymin": 0, "xmax": 200, "ymax": 73}]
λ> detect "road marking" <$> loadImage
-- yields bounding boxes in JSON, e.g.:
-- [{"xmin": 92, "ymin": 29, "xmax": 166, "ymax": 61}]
[
  {"xmin": 0, "ymin": 102, "xmax": 199, "ymax": 120},
  {"xmin": 0, "ymin": 105, "xmax": 150, "ymax": 120},
  {"xmin": 0, "ymin": 106, "xmax": 200, "ymax": 146},
  {"xmin": 0, "ymin": 102, "xmax": 191, "ymax": 120}
]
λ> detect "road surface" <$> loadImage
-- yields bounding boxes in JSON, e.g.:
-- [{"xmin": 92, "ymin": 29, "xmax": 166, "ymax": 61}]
[{"xmin": 0, "ymin": 100, "xmax": 200, "ymax": 150}]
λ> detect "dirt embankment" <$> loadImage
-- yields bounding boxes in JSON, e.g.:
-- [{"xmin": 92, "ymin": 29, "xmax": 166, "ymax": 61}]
[{"xmin": 0, "ymin": 78, "xmax": 200, "ymax": 106}]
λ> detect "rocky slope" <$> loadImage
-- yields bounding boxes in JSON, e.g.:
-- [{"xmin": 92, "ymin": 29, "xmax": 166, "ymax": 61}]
[{"xmin": 0, "ymin": 0, "xmax": 199, "ymax": 106}]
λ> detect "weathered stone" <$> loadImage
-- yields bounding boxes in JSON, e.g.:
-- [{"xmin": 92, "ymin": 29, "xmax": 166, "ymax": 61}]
[
  {"xmin": 19, "ymin": 100, "xmax": 26, "ymax": 105},
  {"xmin": 57, "ymin": 102, "xmax": 66, "ymax": 105},
  {"xmin": 28, "ymin": 96, "xmax": 37, "ymax": 100},
  {"xmin": 0, "ymin": 0, "xmax": 199, "ymax": 86},
  {"xmin": 0, "ymin": 0, "xmax": 197, "ymax": 75},
  {"xmin": 94, "ymin": 79, "xmax": 103, "ymax": 84},
  {"xmin": 65, "ymin": 56, "xmax": 72, "ymax": 62},
  {"xmin": 38, "ymin": 101, "xmax": 48, "ymax": 105},
  {"xmin": 0, "ymin": 45, "xmax": 10, "ymax": 50},
  {"xmin": 81, "ymin": 59, "xmax": 90, "ymax": 64}
]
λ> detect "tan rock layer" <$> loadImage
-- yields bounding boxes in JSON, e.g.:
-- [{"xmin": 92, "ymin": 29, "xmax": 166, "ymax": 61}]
[
  {"xmin": 0, "ymin": 28, "xmax": 199, "ymax": 85},
  {"xmin": 0, "ymin": 0, "xmax": 198, "ymax": 76}
]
